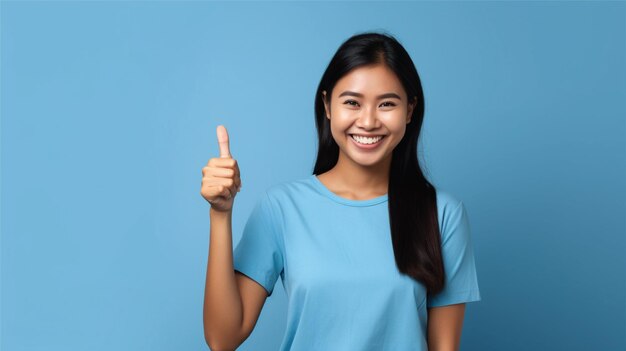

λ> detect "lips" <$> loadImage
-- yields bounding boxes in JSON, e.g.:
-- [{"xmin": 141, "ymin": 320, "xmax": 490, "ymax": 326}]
[
  {"xmin": 349, "ymin": 134, "xmax": 386, "ymax": 143},
  {"xmin": 348, "ymin": 133, "xmax": 386, "ymax": 149},
  {"xmin": 349, "ymin": 133, "xmax": 386, "ymax": 138}
]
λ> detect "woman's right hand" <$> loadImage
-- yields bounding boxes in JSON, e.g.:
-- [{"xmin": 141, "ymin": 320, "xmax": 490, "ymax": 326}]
[{"xmin": 200, "ymin": 125, "xmax": 242, "ymax": 213}]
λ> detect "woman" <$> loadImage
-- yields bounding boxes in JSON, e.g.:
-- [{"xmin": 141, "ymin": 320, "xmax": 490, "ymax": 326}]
[{"xmin": 201, "ymin": 31, "xmax": 481, "ymax": 351}]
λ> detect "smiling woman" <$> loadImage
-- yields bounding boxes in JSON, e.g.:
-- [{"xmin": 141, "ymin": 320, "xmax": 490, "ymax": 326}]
[
  {"xmin": 203, "ymin": 30, "xmax": 481, "ymax": 351},
  {"xmin": 307, "ymin": 34, "xmax": 481, "ymax": 350},
  {"xmin": 321, "ymin": 63, "xmax": 415, "ymax": 163}
]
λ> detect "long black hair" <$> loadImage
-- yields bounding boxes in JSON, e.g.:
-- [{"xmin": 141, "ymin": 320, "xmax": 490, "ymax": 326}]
[{"xmin": 313, "ymin": 31, "xmax": 445, "ymax": 295}]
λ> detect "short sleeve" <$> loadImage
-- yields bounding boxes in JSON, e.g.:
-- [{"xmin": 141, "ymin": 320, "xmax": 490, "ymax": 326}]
[
  {"xmin": 233, "ymin": 191, "xmax": 284, "ymax": 297},
  {"xmin": 427, "ymin": 201, "xmax": 482, "ymax": 307}
]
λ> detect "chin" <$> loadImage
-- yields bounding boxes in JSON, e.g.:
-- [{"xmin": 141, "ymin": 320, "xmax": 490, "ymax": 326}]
[{"xmin": 347, "ymin": 153, "xmax": 389, "ymax": 168}]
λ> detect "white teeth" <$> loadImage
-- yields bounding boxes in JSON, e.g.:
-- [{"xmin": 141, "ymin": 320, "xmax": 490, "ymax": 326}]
[{"xmin": 351, "ymin": 134, "xmax": 384, "ymax": 144}]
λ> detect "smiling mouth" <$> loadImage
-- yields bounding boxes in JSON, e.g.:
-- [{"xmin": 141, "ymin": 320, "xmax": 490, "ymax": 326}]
[{"xmin": 349, "ymin": 134, "xmax": 386, "ymax": 145}]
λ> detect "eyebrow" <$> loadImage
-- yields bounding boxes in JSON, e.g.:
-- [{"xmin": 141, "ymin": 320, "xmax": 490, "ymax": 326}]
[{"xmin": 337, "ymin": 90, "xmax": 402, "ymax": 100}]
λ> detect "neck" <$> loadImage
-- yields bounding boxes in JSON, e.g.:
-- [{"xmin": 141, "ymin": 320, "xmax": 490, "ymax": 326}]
[{"xmin": 326, "ymin": 151, "xmax": 391, "ymax": 196}]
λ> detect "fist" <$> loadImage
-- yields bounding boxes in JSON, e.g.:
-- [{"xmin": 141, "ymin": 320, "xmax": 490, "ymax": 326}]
[{"xmin": 200, "ymin": 125, "xmax": 242, "ymax": 212}]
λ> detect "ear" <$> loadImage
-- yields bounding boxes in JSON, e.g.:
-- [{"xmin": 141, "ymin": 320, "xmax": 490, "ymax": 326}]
[
  {"xmin": 407, "ymin": 96, "xmax": 416, "ymax": 124},
  {"xmin": 322, "ymin": 90, "xmax": 330, "ymax": 119}
]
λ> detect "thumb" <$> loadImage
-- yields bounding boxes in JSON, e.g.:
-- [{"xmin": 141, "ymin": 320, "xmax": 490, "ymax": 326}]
[{"xmin": 216, "ymin": 125, "xmax": 231, "ymax": 158}]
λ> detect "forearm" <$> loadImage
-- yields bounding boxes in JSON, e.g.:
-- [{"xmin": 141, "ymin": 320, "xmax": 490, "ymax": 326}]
[
  {"xmin": 427, "ymin": 304, "xmax": 466, "ymax": 351},
  {"xmin": 203, "ymin": 208, "xmax": 243, "ymax": 349}
]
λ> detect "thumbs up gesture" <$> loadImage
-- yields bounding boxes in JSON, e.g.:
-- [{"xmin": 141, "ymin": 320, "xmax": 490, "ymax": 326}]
[{"xmin": 200, "ymin": 125, "xmax": 242, "ymax": 212}]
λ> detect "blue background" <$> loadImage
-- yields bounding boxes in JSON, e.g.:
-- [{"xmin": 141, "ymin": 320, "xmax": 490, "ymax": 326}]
[{"xmin": 2, "ymin": 1, "xmax": 624, "ymax": 350}]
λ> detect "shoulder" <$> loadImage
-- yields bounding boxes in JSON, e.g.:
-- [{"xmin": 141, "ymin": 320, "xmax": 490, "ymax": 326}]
[
  {"xmin": 264, "ymin": 175, "xmax": 314, "ymax": 203},
  {"xmin": 433, "ymin": 187, "xmax": 467, "ymax": 234},
  {"xmin": 434, "ymin": 187, "xmax": 464, "ymax": 214}
]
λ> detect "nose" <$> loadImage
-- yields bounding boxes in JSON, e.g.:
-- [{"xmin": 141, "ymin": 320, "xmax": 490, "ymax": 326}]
[{"xmin": 355, "ymin": 106, "xmax": 380, "ymax": 129}]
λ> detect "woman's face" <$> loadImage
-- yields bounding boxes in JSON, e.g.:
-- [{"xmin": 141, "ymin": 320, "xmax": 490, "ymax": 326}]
[{"xmin": 322, "ymin": 63, "xmax": 416, "ymax": 169}]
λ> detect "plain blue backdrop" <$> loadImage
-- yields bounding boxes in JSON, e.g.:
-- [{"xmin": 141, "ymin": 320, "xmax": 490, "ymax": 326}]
[{"xmin": 2, "ymin": 1, "xmax": 625, "ymax": 350}]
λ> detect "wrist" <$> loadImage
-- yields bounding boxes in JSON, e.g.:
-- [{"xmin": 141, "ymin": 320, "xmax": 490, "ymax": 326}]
[{"xmin": 210, "ymin": 207, "xmax": 232, "ymax": 218}]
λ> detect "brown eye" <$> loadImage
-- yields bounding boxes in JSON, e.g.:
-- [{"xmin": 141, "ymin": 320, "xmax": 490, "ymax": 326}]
[{"xmin": 343, "ymin": 100, "xmax": 396, "ymax": 107}]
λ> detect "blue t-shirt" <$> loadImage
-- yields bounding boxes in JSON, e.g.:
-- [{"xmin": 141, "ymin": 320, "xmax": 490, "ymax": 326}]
[{"xmin": 233, "ymin": 174, "xmax": 481, "ymax": 350}]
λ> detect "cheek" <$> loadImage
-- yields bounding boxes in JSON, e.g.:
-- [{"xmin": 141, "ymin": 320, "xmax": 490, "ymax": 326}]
[
  {"xmin": 329, "ymin": 114, "xmax": 353, "ymax": 132},
  {"xmin": 382, "ymin": 114, "xmax": 408, "ymax": 134},
  {"xmin": 328, "ymin": 119, "xmax": 348, "ymax": 142},
  {"xmin": 330, "ymin": 106, "xmax": 353, "ymax": 120}
]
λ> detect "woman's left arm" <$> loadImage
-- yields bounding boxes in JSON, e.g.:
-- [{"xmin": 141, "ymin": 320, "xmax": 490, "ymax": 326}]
[{"xmin": 427, "ymin": 303, "xmax": 466, "ymax": 351}]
